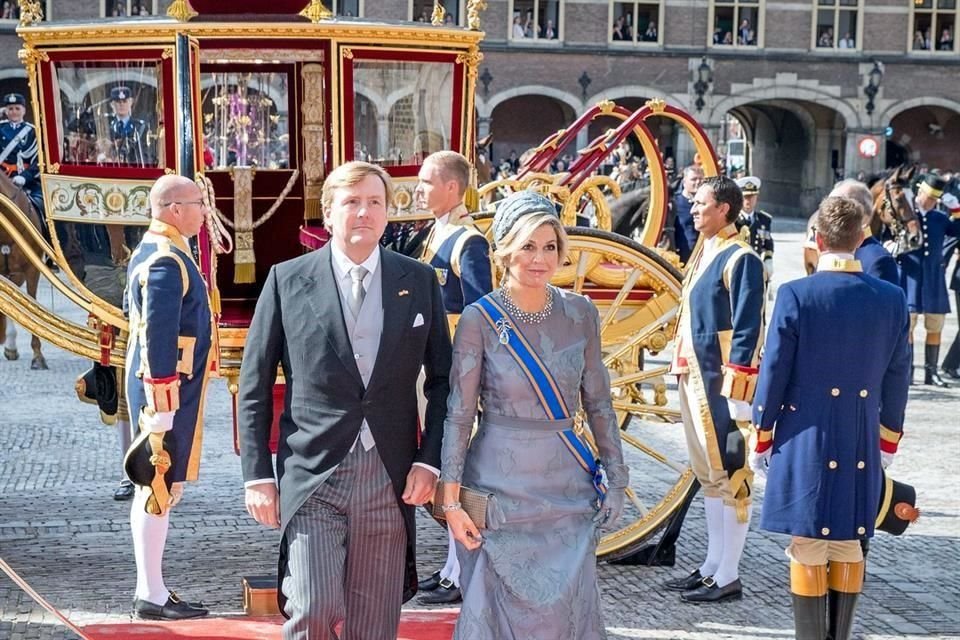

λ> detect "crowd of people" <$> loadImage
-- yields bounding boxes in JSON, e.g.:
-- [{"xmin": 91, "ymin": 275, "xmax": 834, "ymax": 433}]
[
  {"xmin": 111, "ymin": 143, "xmax": 956, "ymax": 640},
  {"xmin": 913, "ymin": 25, "xmax": 954, "ymax": 51}
]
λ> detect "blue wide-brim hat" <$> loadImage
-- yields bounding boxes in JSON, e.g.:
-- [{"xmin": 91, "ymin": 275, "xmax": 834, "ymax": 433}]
[{"xmin": 492, "ymin": 190, "xmax": 558, "ymax": 248}]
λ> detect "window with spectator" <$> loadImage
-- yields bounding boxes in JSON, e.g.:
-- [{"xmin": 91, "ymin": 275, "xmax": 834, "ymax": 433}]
[
  {"xmin": 335, "ymin": 0, "xmax": 362, "ymax": 17},
  {"xmin": 710, "ymin": 0, "xmax": 761, "ymax": 47},
  {"xmin": 911, "ymin": 0, "xmax": 957, "ymax": 53},
  {"xmin": 411, "ymin": 0, "xmax": 459, "ymax": 24},
  {"xmin": 102, "ymin": 0, "xmax": 157, "ymax": 16},
  {"xmin": 610, "ymin": 2, "xmax": 662, "ymax": 44},
  {"xmin": 509, "ymin": 0, "xmax": 562, "ymax": 41},
  {"xmin": 814, "ymin": 0, "xmax": 860, "ymax": 49},
  {"xmin": 1, "ymin": 0, "xmax": 49, "ymax": 20}
]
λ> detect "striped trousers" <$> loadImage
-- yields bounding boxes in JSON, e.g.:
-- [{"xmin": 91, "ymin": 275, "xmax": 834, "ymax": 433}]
[{"xmin": 282, "ymin": 445, "xmax": 406, "ymax": 640}]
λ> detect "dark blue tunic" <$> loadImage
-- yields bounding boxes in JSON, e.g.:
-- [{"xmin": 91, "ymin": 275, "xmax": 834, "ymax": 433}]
[
  {"xmin": 673, "ymin": 192, "xmax": 699, "ymax": 265},
  {"xmin": 856, "ymin": 236, "xmax": 899, "ymax": 287},
  {"xmin": 897, "ymin": 208, "xmax": 960, "ymax": 313}
]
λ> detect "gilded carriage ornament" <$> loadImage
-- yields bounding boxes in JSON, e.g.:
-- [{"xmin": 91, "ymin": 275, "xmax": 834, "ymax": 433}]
[
  {"xmin": 16, "ymin": 0, "xmax": 43, "ymax": 26},
  {"xmin": 166, "ymin": 0, "xmax": 198, "ymax": 22},
  {"xmin": 45, "ymin": 178, "xmax": 151, "ymax": 223},
  {"xmin": 299, "ymin": 0, "xmax": 333, "ymax": 23}
]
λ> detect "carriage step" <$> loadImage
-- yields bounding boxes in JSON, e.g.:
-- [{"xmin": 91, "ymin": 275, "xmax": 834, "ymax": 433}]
[{"xmin": 242, "ymin": 575, "xmax": 280, "ymax": 616}]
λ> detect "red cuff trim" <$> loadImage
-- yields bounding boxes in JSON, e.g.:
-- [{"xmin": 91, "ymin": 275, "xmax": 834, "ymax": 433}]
[
  {"xmin": 880, "ymin": 439, "xmax": 899, "ymax": 454},
  {"xmin": 755, "ymin": 432, "xmax": 773, "ymax": 453},
  {"xmin": 726, "ymin": 363, "xmax": 759, "ymax": 375},
  {"xmin": 144, "ymin": 374, "xmax": 179, "ymax": 385}
]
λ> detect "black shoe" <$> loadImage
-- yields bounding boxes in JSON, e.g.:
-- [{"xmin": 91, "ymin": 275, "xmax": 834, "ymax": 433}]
[
  {"xmin": 417, "ymin": 580, "xmax": 461, "ymax": 605},
  {"xmin": 113, "ymin": 480, "xmax": 135, "ymax": 501},
  {"xmin": 680, "ymin": 577, "xmax": 743, "ymax": 604},
  {"xmin": 924, "ymin": 366, "xmax": 950, "ymax": 388},
  {"xmin": 418, "ymin": 570, "xmax": 443, "ymax": 592},
  {"xmin": 664, "ymin": 569, "xmax": 705, "ymax": 592},
  {"xmin": 133, "ymin": 593, "xmax": 209, "ymax": 620},
  {"xmin": 943, "ymin": 367, "xmax": 960, "ymax": 380}
]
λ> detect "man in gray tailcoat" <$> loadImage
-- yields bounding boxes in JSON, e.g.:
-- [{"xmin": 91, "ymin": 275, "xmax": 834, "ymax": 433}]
[{"xmin": 238, "ymin": 161, "xmax": 452, "ymax": 640}]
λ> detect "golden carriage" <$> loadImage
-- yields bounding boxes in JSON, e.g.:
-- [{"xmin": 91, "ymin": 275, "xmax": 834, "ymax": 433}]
[{"xmin": 0, "ymin": 0, "xmax": 720, "ymax": 562}]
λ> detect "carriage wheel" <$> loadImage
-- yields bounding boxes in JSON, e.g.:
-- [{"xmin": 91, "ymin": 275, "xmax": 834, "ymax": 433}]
[{"xmin": 559, "ymin": 228, "xmax": 694, "ymax": 559}]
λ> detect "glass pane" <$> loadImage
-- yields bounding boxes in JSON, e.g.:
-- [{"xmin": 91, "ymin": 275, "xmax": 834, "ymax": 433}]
[
  {"xmin": 915, "ymin": 0, "xmax": 933, "ymax": 8},
  {"xmin": 638, "ymin": 4, "xmax": 659, "ymax": 42},
  {"xmin": 351, "ymin": 59, "xmax": 454, "ymax": 166},
  {"xmin": 613, "ymin": 2, "xmax": 633, "ymax": 41},
  {"xmin": 935, "ymin": 14, "xmax": 955, "ymax": 50},
  {"xmin": 818, "ymin": 0, "xmax": 835, "ymax": 5},
  {"xmin": 837, "ymin": 11, "xmax": 857, "ymax": 47},
  {"xmin": 513, "ymin": 0, "xmax": 535, "ymax": 39},
  {"xmin": 413, "ymin": 0, "xmax": 432, "ymax": 22},
  {"xmin": 714, "ymin": 7, "xmax": 735, "ymax": 44},
  {"xmin": 737, "ymin": 7, "xmax": 757, "ymax": 44},
  {"xmin": 913, "ymin": 16, "xmax": 933, "ymax": 49},
  {"xmin": 535, "ymin": 0, "xmax": 560, "ymax": 39},
  {"xmin": 938, "ymin": 0, "xmax": 956, "ymax": 9},
  {"xmin": 131, "ymin": 0, "xmax": 153, "ymax": 16},
  {"xmin": 838, "ymin": 0, "xmax": 858, "ymax": 5},
  {"xmin": 57, "ymin": 61, "xmax": 163, "ymax": 168},
  {"xmin": 816, "ymin": 10, "xmax": 835, "ymax": 47},
  {"xmin": 337, "ymin": 0, "xmax": 360, "ymax": 17},
  {"xmin": 200, "ymin": 70, "xmax": 290, "ymax": 170},
  {"xmin": 105, "ymin": 0, "xmax": 128, "ymax": 16}
]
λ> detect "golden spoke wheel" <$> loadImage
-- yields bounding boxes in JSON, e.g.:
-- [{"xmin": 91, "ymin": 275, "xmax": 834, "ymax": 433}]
[{"xmin": 558, "ymin": 228, "xmax": 694, "ymax": 559}]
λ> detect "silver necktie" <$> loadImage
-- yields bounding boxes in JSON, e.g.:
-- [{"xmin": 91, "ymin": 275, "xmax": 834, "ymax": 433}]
[{"xmin": 348, "ymin": 265, "xmax": 367, "ymax": 319}]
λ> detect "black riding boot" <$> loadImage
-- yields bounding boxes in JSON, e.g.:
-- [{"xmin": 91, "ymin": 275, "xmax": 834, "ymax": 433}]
[
  {"xmin": 791, "ymin": 562, "xmax": 828, "ymax": 640},
  {"xmin": 828, "ymin": 590, "xmax": 860, "ymax": 640},
  {"xmin": 925, "ymin": 344, "xmax": 949, "ymax": 387}
]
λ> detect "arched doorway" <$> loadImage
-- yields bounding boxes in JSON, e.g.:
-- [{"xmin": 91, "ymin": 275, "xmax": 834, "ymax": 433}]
[
  {"xmin": 488, "ymin": 94, "xmax": 577, "ymax": 170},
  {"xmin": 888, "ymin": 105, "xmax": 960, "ymax": 171}
]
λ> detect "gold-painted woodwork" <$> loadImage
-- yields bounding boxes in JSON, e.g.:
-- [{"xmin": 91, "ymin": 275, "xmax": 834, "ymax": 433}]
[
  {"xmin": 17, "ymin": 0, "xmax": 43, "ymax": 26},
  {"xmin": 431, "ymin": 1, "xmax": 445, "ymax": 26},
  {"xmin": 166, "ymin": 0, "xmax": 198, "ymax": 22},
  {"xmin": 466, "ymin": 0, "xmax": 487, "ymax": 31},
  {"xmin": 299, "ymin": 0, "xmax": 333, "ymax": 23}
]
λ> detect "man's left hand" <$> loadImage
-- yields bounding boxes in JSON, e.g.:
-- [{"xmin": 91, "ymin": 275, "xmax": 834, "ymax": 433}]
[{"xmin": 402, "ymin": 466, "xmax": 437, "ymax": 505}]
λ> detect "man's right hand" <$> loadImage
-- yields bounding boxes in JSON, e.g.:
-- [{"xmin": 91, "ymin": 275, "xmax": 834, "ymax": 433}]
[{"xmin": 245, "ymin": 483, "xmax": 280, "ymax": 529}]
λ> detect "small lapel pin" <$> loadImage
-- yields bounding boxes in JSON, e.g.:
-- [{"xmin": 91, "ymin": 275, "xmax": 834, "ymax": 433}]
[{"xmin": 398, "ymin": 289, "xmax": 409, "ymax": 297}]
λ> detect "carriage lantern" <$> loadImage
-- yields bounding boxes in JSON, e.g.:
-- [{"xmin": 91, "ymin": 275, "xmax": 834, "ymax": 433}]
[{"xmin": 693, "ymin": 57, "xmax": 712, "ymax": 112}]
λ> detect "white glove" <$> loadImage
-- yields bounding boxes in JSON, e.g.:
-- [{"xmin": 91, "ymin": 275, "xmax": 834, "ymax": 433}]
[
  {"xmin": 141, "ymin": 409, "xmax": 175, "ymax": 433},
  {"xmin": 749, "ymin": 449, "xmax": 771, "ymax": 477},
  {"xmin": 941, "ymin": 193, "xmax": 959, "ymax": 211},
  {"xmin": 727, "ymin": 398, "xmax": 752, "ymax": 422},
  {"xmin": 12, "ymin": 175, "xmax": 25, "ymax": 187},
  {"xmin": 881, "ymin": 451, "xmax": 895, "ymax": 470},
  {"xmin": 763, "ymin": 257, "xmax": 774, "ymax": 278}
]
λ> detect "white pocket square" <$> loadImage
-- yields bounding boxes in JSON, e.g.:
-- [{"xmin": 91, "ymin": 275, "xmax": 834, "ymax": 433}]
[{"xmin": 412, "ymin": 313, "xmax": 425, "ymax": 328}]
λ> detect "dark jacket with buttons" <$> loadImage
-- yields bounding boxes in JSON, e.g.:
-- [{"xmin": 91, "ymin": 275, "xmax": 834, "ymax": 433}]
[
  {"xmin": 897, "ymin": 207, "xmax": 960, "ymax": 313},
  {"xmin": 753, "ymin": 262, "xmax": 910, "ymax": 540}
]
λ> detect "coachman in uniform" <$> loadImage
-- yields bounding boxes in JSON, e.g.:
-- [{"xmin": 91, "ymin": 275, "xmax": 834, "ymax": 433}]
[
  {"xmin": 665, "ymin": 176, "xmax": 766, "ymax": 604},
  {"xmin": 108, "ymin": 85, "xmax": 150, "ymax": 166},
  {"xmin": 734, "ymin": 176, "xmax": 774, "ymax": 284},
  {"xmin": 751, "ymin": 197, "xmax": 911, "ymax": 640},
  {"xmin": 124, "ymin": 175, "xmax": 214, "ymax": 620},
  {"xmin": 897, "ymin": 174, "xmax": 960, "ymax": 387},
  {"xmin": 0, "ymin": 93, "xmax": 45, "ymax": 220}
]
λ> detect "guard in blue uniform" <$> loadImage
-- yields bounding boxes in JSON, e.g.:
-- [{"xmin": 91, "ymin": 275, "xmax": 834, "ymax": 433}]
[
  {"xmin": 124, "ymin": 175, "xmax": 214, "ymax": 620},
  {"xmin": 673, "ymin": 164, "xmax": 704, "ymax": 265},
  {"xmin": 751, "ymin": 196, "xmax": 910, "ymax": 640},
  {"xmin": 107, "ymin": 86, "xmax": 150, "ymax": 166},
  {"xmin": 734, "ymin": 176, "xmax": 774, "ymax": 284},
  {"xmin": 897, "ymin": 174, "xmax": 960, "ymax": 387},
  {"xmin": 827, "ymin": 179, "xmax": 900, "ymax": 286},
  {"xmin": 665, "ymin": 176, "xmax": 765, "ymax": 604},
  {"xmin": 941, "ymin": 194, "xmax": 960, "ymax": 379},
  {"xmin": 413, "ymin": 151, "xmax": 492, "ymax": 605},
  {"xmin": 0, "ymin": 93, "xmax": 45, "ymax": 221}
]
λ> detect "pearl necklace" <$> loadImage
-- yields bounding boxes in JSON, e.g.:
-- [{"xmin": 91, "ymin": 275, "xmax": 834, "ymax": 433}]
[{"xmin": 500, "ymin": 286, "xmax": 554, "ymax": 324}]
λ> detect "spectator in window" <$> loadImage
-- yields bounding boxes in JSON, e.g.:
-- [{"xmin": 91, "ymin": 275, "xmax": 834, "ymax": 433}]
[
  {"xmin": 738, "ymin": 19, "xmax": 751, "ymax": 45},
  {"xmin": 524, "ymin": 10, "xmax": 535, "ymax": 38},
  {"xmin": 512, "ymin": 15, "xmax": 526, "ymax": 38},
  {"xmin": 444, "ymin": 13, "xmax": 454, "ymax": 26},
  {"xmin": 818, "ymin": 28, "xmax": 834, "ymax": 47},
  {"xmin": 613, "ymin": 14, "xmax": 630, "ymax": 41},
  {"xmin": 643, "ymin": 22, "xmax": 658, "ymax": 42},
  {"xmin": 747, "ymin": 29, "xmax": 755, "ymax": 45},
  {"xmin": 914, "ymin": 29, "xmax": 926, "ymax": 49},
  {"xmin": 722, "ymin": 31, "xmax": 733, "ymax": 45},
  {"xmin": 542, "ymin": 19, "xmax": 556, "ymax": 39},
  {"xmin": 939, "ymin": 27, "xmax": 953, "ymax": 50},
  {"xmin": 713, "ymin": 27, "xmax": 723, "ymax": 44},
  {"xmin": 839, "ymin": 32, "xmax": 854, "ymax": 48}
]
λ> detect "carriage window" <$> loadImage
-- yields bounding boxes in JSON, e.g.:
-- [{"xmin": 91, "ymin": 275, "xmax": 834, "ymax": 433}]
[
  {"xmin": 351, "ymin": 60, "xmax": 454, "ymax": 167},
  {"xmin": 199, "ymin": 70, "xmax": 291, "ymax": 170},
  {"xmin": 55, "ymin": 61, "xmax": 163, "ymax": 169}
]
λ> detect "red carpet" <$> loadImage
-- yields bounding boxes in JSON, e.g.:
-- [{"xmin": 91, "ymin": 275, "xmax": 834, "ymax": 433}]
[{"xmin": 82, "ymin": 611, "xmax": 458, "ymax": 639}]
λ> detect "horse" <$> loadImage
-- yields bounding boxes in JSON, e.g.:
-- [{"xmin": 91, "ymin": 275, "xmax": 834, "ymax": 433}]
[
  {"xmin": 0, "ymin": 171, "xmax": 48, "ymax": 370},
  {"xmin": 869, "ymin": 164, "xmax": 921, "ymax": 258}
]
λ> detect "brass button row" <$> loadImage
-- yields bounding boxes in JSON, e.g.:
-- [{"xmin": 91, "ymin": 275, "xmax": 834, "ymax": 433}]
[
  {"xmin": 829, "ymin": 388, "xmax": 870, "ymax": 397},
  {"xmin": 828, "ymin": 460, "xmax": 868, "ymax": 470}
]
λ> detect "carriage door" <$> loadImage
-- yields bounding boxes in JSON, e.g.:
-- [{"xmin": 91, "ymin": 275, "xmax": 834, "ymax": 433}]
[{"xmin": 197, "ymin": 44, "xmax": 329, "ymax": 328}]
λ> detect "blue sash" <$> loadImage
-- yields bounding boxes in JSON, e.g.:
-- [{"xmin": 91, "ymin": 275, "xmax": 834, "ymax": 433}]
[{"xmin": 475, "ymin": 294, "xmax": 608, "ymax": 508}]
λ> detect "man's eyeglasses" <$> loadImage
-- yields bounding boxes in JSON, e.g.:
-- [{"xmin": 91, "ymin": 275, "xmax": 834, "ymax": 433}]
[{"xmin": 161, "ymin": 200, "xmax": 205, "ymax": 208}]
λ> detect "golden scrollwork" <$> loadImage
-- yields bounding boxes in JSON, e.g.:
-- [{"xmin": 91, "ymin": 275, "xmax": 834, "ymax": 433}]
[
  {"xmin": 17, "ymin": 46, "xmax": 48, "ymax": 66},
  {"xmin": 431, "ymin": 1, "xmax": 445, "ymax": 26},
  {"xmin": 597, "ymin": 99, "xmax": 616, "ymax": 115},
  {"xmin": 299, "ymin": 0, "xmax": 333, "ymax": 23},
  {"xmin": 17, "ymin": 0, "xmax": 43, "ymax": 26},
  {"xmin": 161, "ymin": 47, "xmax": 174, "ymax": 60},
  {"xmin": 341, "ymin": 47, "xmax": 354, "ymax": 59},
  {"xmin": 48, "ymin": 163, "xmax": 60, "ymax": 174},
  {"xmin": 645, "ymin": 97, "xmax": 667, "ymax": 114},
  {"xmin": 166, "ymin": 0, "xmax": 198, "ymax": 22},
  {"xmin": 467, "ymin": 0, "xmax": 487, "ymax": 31},
  {"xmin": 455, "ymin": 48, "xmax": 484, "ymax": 79}
]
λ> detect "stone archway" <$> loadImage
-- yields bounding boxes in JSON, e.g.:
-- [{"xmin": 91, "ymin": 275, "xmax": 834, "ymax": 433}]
[
  {"xmin": 487, "ymin": 92, "xmax": 578, "ymax": 170},
  {"xmin": 887, "ymin": 104, "xmax": 960, "ymax": 170}
]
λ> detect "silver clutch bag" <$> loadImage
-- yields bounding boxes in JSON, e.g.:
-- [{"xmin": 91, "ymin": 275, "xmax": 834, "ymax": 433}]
[{"xmin": 431, "ymin": 482, "xmax": 493, "ymax": 529}]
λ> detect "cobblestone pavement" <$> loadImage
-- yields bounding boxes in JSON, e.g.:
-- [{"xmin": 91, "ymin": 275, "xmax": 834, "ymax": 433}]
[{"xmin": 1, "ymin": 220, "xmax": 958, "ymax": 639}]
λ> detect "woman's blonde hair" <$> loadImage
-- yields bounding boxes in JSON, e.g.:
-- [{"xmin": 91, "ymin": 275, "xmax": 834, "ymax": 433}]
[
  {"xmin": 322, "ymin": 161, "xmax": 394, "ymax": 229},
  {"xmin": 493, "ymin": 212, "xmax": 569, "ymax": 276}
]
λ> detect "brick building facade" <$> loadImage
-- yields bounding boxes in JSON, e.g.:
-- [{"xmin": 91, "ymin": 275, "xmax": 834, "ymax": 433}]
[{"xmin": 0, "ymin": 0, "xmax": 957, "ymax": 215}]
